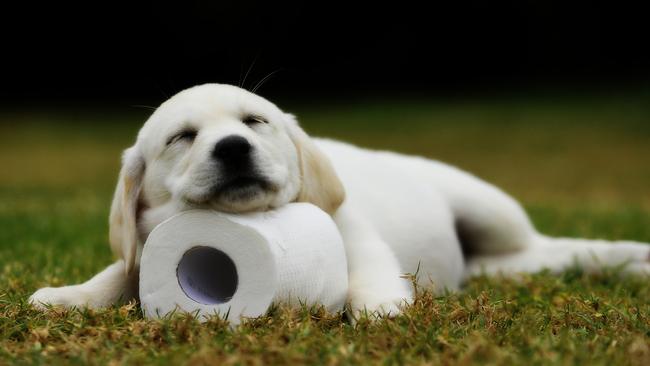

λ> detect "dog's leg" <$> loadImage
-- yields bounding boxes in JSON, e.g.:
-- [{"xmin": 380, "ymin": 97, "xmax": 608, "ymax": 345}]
[
  {"xmin": 437, "ymin": 168, "xmax": 650, "ymax": 279},
  {"xmin": 465, "ymin": 235, "xmax": 650, "ymax": 279},
  {"xmin": 334, "ymin": 205, "xmax": 413, "ymax": 318},
  {"xmin": 29, "ymin": 260, "xmax": 138, "ymax": 309}
]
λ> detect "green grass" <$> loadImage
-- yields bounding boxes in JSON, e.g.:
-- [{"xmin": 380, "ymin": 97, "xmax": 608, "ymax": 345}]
[{"xmin": 1, "ymin": 92, "xmax": 649, "ymax": 364}]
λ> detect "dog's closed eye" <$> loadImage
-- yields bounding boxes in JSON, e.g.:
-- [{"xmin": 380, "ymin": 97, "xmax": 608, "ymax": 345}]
[
  {"xmin": 166, "ymin": 129, "xmax": 198, "ymax": 146},
  {"xmin": 242, "ymin": 115, "xmax": 268, "ymax": 126}
]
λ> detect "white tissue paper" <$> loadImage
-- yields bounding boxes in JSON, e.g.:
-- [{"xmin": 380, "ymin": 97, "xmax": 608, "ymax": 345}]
[{"xmin": 139, "ymin": 203, "xmax": 348, "ymax": 325}]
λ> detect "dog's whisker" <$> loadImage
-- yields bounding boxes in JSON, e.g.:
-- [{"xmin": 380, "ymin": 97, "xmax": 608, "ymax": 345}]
[
  {"xmin": 251, "ymin": 69, "xmax": 282, "ymax": 94},
  {"xmin": 131, "ymin": 105, "xmax": 158, "ymax": 111},
  {"xmin": 241, "ymin": 53, "xmax": 261, "ymax": 91}
]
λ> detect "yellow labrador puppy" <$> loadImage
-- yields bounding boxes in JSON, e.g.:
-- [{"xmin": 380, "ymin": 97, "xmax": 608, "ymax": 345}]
[{"xmin": 30, "ymin": 84, "xmax": 650, "ymax": 316}]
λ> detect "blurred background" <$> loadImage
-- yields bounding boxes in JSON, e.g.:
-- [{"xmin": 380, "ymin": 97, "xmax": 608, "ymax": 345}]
[
  {"xmin": 1, "ymin": 1, "xmax": 649, "ymax": 273},
  {"xmin": 1, "ymin": 1, "xmax": 649, "ymax": 104}
]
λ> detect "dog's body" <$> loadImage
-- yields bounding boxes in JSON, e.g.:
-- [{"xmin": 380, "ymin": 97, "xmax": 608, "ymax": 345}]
[{"xmin": 30, "ymin": 84, "xmax": 650, "ymax": 316}]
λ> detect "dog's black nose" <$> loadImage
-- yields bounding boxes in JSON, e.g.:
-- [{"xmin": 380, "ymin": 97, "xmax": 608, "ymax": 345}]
[{"xmin": 212, "ymin": 135, "xmax": 251, "ymax": 165}]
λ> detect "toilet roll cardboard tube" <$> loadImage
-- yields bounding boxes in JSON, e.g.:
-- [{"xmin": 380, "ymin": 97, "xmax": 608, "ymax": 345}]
[{"xmin": 176, "ymin": 246, "xmax": 238, "ymax": 305}]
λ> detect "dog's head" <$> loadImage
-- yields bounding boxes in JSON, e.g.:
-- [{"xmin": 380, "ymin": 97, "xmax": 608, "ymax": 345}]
[{"xmin": 109, "ymin": 84, "xmax": 345, "ymax": 272}]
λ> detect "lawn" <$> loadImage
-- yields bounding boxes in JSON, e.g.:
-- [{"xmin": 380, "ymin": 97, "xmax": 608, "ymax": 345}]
[{"xmin": 1, "ymin": 91, "xmax": 649, "ymax": 365}]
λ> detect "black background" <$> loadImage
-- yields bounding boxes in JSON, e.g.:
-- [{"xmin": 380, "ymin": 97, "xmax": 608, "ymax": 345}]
[{"xmin": 2, "ymin": 1, "xmax": 649, "ymax": 105}]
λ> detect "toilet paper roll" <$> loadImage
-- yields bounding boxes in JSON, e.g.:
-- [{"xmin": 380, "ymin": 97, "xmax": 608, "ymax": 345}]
[{"xmin": 139, "ymin": 203, "xmax": 349, "ymax": 325}]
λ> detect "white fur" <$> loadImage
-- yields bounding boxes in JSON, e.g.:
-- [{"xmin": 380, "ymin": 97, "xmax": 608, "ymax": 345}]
[{"xmin": 30, "ymin": 84, "xmax": 650, "ymax": 318}]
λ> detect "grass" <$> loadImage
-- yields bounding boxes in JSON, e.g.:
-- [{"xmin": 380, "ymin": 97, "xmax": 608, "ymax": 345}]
[{"xmin": 1, "ymin": 92, "xmax": 649, "ymax": 364}]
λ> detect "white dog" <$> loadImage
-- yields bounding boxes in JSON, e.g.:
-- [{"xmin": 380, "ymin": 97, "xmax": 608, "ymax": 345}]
[{"xmin": 30, "ymin": 84, "xmax": 650, "ymax": 316}]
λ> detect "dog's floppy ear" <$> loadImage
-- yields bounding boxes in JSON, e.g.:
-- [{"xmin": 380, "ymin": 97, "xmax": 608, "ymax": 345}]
[
  {"xmin": 109, "ymin": 146, "xmax": 145, "ymax": 274},
  {"xmin": 285, "ymin": 114, "xmax": 345, "ymax": 214}
]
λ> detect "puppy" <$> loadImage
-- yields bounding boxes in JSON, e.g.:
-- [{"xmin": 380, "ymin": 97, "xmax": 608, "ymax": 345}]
[{"xmin": 30, "ymin": 84, "xmax": 650, "ymax": 316}]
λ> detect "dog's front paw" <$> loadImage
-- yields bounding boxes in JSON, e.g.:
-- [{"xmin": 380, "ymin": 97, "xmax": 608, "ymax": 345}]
[
  {"xmin": 29, "ymin": 286, "xmax": 90, "ymax": 310},
  {"xmin": 348, "ymin": 274, "xmax": 413, "ymax": 319}
]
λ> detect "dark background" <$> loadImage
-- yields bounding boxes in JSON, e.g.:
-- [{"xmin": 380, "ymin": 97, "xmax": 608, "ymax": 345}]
[{"xmin": 2, "ymin": 1, "xmax": 649, "ymax": 106}]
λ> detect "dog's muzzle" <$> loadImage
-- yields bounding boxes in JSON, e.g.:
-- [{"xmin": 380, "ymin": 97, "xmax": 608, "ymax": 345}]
[{"xmin": 209, "ymin": 134, "xmax": 272, "ymax": 199}]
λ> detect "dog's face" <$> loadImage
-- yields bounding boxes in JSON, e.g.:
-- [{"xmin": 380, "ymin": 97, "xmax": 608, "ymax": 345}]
[
  {"xmin": 109, "ymin": 84, "xmax": 345, "ymax": 272},
  {"xmin": 139, "ymin": 84, "xmax": 301, "ymax": 213}
]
